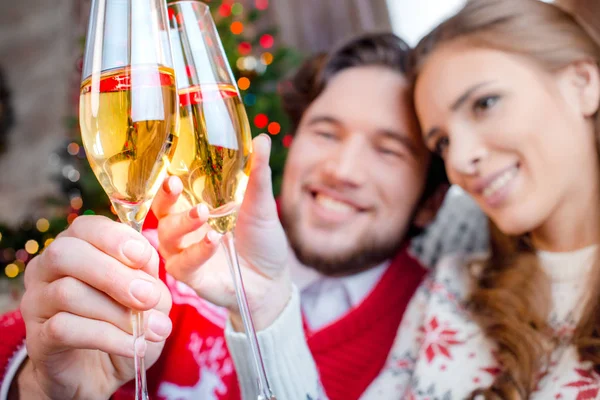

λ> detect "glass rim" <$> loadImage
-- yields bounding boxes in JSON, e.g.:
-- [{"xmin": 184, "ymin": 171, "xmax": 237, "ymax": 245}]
[{"xmin": 167, "ymin": 0, "xmax": 209, "ymax": 13}]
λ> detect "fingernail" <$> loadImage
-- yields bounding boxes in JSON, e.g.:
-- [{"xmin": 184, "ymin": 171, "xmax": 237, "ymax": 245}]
[
  {"xmin": 163, "ymin": 176, "xmax": 174, "ymax": 194},
  {"xmin": 189, "ymin": 204, "xmax": 208, "ymax": 220},
  {"xmin": 129, "ymin": 279, "xmax": 156, "ymax": 303},
  {"xmin": 261, "ymin": 133, "xmax": 271, "ymax": 145},
  {"xmin": 206, "ymin": 230, "xmax": 221, "ymax": 244},
  {"xmin": 148, "ymin": 313, "xmax": 172, "ymax": 338},
  {"xmin": 122, "ymin": 240, "xmax": 147, "ymax": 264}
]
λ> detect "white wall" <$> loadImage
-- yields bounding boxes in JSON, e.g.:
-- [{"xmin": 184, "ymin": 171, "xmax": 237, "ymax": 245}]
[{"xmin": 386, "ymin": 0, "xmax": 466, "ymax": 46}]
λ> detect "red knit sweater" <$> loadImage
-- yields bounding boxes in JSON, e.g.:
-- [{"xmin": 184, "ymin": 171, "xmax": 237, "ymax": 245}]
[
  {"xmin": 0, "ymin": 213, "xmax": 426, "ymax": 399},
  {"xmin": 306, "ymin": 248, "xmax": 425, "ymax": 400}
]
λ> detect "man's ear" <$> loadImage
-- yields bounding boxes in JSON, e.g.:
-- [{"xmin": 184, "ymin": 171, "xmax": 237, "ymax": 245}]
[{"xmin": 413, "ymin": 183, "xmax": 450, "ymax": 228}]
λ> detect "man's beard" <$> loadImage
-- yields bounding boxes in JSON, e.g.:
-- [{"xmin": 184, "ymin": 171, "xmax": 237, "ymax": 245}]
[{"xmin": 281, "ymin": 207, "xmax": 407, "ymax": 277}]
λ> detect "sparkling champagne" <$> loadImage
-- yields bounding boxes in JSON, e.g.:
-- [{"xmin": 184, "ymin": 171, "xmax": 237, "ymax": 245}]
[
  {"xmin": 168, "ymin": 83, "xmax": 252, "ymax": 233},
  {"xmin": 80, "ymin": 66, "xmax": 178, "ymax": 226}
]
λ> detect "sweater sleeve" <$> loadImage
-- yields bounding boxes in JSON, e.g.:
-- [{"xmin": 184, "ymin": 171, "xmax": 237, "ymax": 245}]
[
  {"xmin": 224, "ymin": 285, "xmax": 327, "ymax": 400},
  {"xmin": 0, "ymin": 310, "xmax": 27, "ymax": 400}
]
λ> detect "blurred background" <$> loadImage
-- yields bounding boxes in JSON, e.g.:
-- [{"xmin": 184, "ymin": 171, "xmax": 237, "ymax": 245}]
[{"xmin": 0, "ymin": 0, "xmax": 469, "ymax": 312}]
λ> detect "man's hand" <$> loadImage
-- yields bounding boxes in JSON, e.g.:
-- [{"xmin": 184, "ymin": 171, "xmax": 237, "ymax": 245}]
[{"xmin": 152, "ymin": 135, "xmax": 292, "ymax": 331}]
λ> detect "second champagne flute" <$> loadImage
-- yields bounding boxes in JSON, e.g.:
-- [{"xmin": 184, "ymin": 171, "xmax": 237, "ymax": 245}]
[{"xmin": 166, "ymin": 1, "xmax": 275, "ymax": 399}]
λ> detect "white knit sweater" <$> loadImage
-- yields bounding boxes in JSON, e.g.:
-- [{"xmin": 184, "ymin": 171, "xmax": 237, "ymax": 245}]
[{"xmin": 226, "ymin": 246, "xmax": 600, "ymax": 399}]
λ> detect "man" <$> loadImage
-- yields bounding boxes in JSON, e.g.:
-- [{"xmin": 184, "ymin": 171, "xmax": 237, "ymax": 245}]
[{"xmin": 0, "ymin": 33, "xmax": 445, "ymax": 400}]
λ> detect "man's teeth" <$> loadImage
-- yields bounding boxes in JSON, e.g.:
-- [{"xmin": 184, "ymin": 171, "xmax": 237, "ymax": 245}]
[
  {"xmin": 315, "ymin": 194, "xmax": 356, "ymax": 213},
  {"xmin": 483, "ymin": 167, "xmax": 518, "ymax": 198}
]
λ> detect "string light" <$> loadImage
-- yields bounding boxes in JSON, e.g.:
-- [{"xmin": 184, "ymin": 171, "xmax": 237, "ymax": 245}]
[
  {"xmin": 283, "ymin": 134, "xmax": 293, "ymax": 148},
  {"xmin": 261, "ymin": 52, "xmax": 274, "ymax": 65},
  {"xmin": 36, "ymin": 218, "xmax": 50, "ymax": 232},
  {"xmin": 5, "ymin": 264, "xmax": 18, "ymax": 279},
  {"xmin": 83, "ymin": 210, "xmax": 95, "ymax": 215},
  {"xmin": 44, "ymin": 238, "xmax": 54, "ymax": 248},
  {"xmin": 259, "ymin": 34, "xmax": 274, "ymax": 49},
  {"xmin": 71, "ymin": 197, "xmax": 83, "ymax": 210},
  {"xmin": 236, "ymin": 57, "xmax": 246, "ymax": 70},
  {"xmin": 255, "ymin": 0, "xmax": 268, "ymax": 10},
  {"xmin": 238, "ymin": 42, "xmax": 252, "ymax": 55},
  {"xmin": 68, "ymin": 170, "xmax": 81, "ymax": 183},
  {"xmin": 16, "ymin": 249, "xmax": 28, "ymax": 262},
  {"xmin": 67, "ymin": 213, "xmax": 78, "ymax": 224},
  {"xmin": 238, "ymin": 77, "xmax": 251, "ymax": 90},
  {"xmin": 243, "ymin": 56, "xmax": 257, "ymax": 70},
  {"xmin": 0, "ymin": 232, "xmax": 2, "ymax": 243},
  {"xmin": 268, "ymin": 122, "xmax": 281, "ymax": 135},
  {"xmin": 230, "ymin": 21, "xmax": 244, "ymax": 35},
  {"xmin": 67, "ymin": 142, "xmax": 80, "ymax": 156},
  {"xmin": 244, "ymin": 93, "xmax": 257, "ymax": 106},
  {"xmin": 25, "ymin": 240, "xmax": 39, "ymax": 255},
  {"xmin": 219, "ymin": 4, "xmax": 232, "ymax": 17},
  {"xmin": 254, "ymin": 114, "xmax": 268, "ymax": 129},
  {"xmin": 231, "ymin": 3, "xmax": 243, "ymax": 15}
]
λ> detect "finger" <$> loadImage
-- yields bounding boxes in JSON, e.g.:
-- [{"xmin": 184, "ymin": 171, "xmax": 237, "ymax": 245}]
[
  {"xmin": 33, "ymin": 277, "xmax": 173, "ymax": 342},
  {"xmin": 34, "ymin": 276, "xmax": 131, "ymax": 331},
  {"xmin": 57, "ymin": 215, "xmax": 159, "ymax": 278},
  {"xmin": 152, "ymin": 175, "xmax": 184, "ymax": 219},
  {"xmin": 158, "ymin": 204, "xmax": 210, "ymax": 256},
  {"xmin": 33, "ymin": 236, "xmax": 161, "ymax": 311},
  {"xmin": 164, "ymin": 230, "xmax": 222, "ymax": 282},
  {"xmin": 240, "ymin": 134, "xmax": 278, "ymax": 222},
  {"xmin": 35, "ymin": 312, "xmax": 137, "ymax": 358}
]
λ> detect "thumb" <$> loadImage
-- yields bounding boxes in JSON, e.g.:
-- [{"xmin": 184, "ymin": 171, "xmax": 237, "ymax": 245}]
[{"xmin": 239, "ymin": 134, "xmax": 278, "ymax": 221}]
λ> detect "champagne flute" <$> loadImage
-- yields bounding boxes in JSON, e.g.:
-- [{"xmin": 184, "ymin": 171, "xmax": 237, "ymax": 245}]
[
  {"xmin": 166, "ymin": 2, "xmax": 275, "ymax": 399},
  {"xmin": 79, "ymin": 0, "xmax": 178, "ymax": 398}
]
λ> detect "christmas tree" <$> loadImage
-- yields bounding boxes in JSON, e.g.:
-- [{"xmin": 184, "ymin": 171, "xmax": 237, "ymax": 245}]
[{"xmin": 0, "ymin": 0, "xmax": 301, "ymax": 281}]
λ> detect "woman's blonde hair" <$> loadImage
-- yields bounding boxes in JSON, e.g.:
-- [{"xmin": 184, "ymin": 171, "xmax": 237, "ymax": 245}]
[{"xmin": 411, "ymin": 0, "xmax": 600, "ymax": 398}]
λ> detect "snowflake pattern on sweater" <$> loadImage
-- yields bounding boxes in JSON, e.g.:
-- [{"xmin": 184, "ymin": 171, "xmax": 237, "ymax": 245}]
[{"xmin": 363, "ymin": 249, "xmax": 600, "ymax": 399}]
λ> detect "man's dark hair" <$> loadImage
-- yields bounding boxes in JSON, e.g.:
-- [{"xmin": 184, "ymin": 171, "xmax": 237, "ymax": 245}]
[{"xmin": 280, "ymin": 32, "xmax": 446, "ymax": 211}]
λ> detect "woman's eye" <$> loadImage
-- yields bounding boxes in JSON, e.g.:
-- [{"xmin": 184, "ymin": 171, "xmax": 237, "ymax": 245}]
[
  {"xmin": 473, "ymin": 95, "xmax": 499, "ymax": 114},
  {"xmin": 432, "ymin": 137, "xmax": 449, "ymax": 157}
]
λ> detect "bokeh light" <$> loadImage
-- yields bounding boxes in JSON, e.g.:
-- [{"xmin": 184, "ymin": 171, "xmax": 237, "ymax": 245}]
[
  {"xmin": 230, "ymin": 21, "xmax": 244, "ymax": 35},
  {"xmin": 238, "ymin": 77, "xmax": 251, "ymax": 90},
  {"xmin": 5, "ymin": 264, "xmax": 18, "ymax": 279},
  {"xmin": 261, "ymin": 52, "xmax": 273, "ymax": 66},
  {"xmin": 254, "ymin": 114, "xmax": 268, "ymax": 129},
  {"xmin": 25, "ymin": 240, "xmax": 39, "ymax": 255},
  {"xmin": 268, "ymin": 122, "xmax": 281, "ymax": 135},
  {"xmin": 36, "ymin": 218, "xmax": 50, "ymax": 232}
]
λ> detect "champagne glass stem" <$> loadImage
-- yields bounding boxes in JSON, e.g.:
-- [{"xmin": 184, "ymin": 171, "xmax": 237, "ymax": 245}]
[
  {"xmin": 129, "ymin": 220, "xmax": 148, "ymax": 400},
  {"xmin": 221, "ymin": 231, "xmax": 276, "ymax": 400}
]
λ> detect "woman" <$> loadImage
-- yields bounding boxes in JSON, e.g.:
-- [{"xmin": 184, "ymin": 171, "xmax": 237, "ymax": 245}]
[
  {"xmin": 402, "ymin": 0, "xmax": 600, "ymax": 397},
  {"xmin": 224, "ymin": 0, "xmax": 600, "ymax": 398}
]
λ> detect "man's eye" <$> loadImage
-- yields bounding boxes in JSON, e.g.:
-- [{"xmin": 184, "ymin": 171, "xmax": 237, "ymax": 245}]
[{"xmin": 316, "ymin": 131, "xmax": 337, "ymax": 140}]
